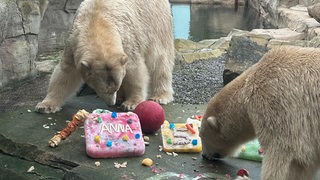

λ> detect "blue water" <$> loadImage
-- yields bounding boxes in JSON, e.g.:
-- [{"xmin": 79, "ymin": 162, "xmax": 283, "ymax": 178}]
[
  {"xmin": 171, "ymin": 4, "xmax": 190, "ymax": 39},
  {"xmin": 171, "ymin": 4, "xmax": 257, "ymax": 41}
]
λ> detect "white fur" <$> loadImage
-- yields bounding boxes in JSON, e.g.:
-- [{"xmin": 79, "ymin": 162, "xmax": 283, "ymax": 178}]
[
  {"xmin": 200, "ymin": 46, "xmax": 320, "ymax": 180},
  {"xmin": 36, "ymin": 0, "xmax": 174, "ymax": 113}
]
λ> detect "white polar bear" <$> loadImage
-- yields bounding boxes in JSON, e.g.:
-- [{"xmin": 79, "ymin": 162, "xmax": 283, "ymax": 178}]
[
  {"xmin": 200, "ymin": 46, "xmax": 320, "ymax": 180},
  {"xmin": 36, "ymin": 0, "xmax": 175, "ymax": 113}
]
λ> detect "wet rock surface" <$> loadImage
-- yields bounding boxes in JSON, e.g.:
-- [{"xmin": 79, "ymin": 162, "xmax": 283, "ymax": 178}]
[
  {"xmin": 0, "ymin": 50, "xmax": 259, "ymax": 180},
  {"xmin": 0, "ymin": 98, "xmax": 263, "ymax": 180},
  {"xmin": 0, "ymin": 134, "xmax": 79, "ymax": 170},
  {"xmin": 1, "ymin": 1, "xmax": 320, "ymax": 179}
]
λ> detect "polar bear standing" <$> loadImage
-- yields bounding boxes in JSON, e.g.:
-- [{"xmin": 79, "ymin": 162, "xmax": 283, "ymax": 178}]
[
  {"xmin": 36, "ymin": 0, "xmax": 174, "ymax": 113},
  {"xmin": 200, "ymin": 46, "xmax": 320, "ymax": 180}
]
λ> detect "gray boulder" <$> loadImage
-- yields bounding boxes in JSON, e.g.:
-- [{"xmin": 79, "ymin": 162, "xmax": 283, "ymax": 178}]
[
  {"xmin": 249, "ymin": 0, "xmax": 320, "ymax": 30},
  {"xmin": 223, "ymin": 35, "xmax": 268, "ymax": 85},
  {"xmin": 308, "ymin": 3, "xmax": 320, "ymax": 23}
]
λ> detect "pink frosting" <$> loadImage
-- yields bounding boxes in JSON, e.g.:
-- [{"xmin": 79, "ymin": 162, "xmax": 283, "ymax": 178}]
[{"xmin": 84, "ymin": 112, "xmax": 145, "ymax": 158}]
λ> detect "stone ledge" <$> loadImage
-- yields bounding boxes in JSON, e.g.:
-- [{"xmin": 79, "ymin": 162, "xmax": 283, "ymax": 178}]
[
  {"xmin": 278, "ymin": 6, "xmax": 320, "ymax": 33},
  {"xmin": 308, "ymin": 3, "xmax": 320, "ymax": 23},
  {"xmin": 175, "ymin": 39, "xmax": 227, "ymax": 63},
  {"xmin": 0, "ymin": 134, "xmax": 79, "ymax": 171},
  {"xmin": 180, "ymin": 49, "xmax": 224, "ymax": 63},
  {"xmin": 250, "ymin": 28, "xmax": 305, "ymax": 40}
]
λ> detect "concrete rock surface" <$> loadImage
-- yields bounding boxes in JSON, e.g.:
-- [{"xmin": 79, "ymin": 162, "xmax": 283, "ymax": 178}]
[{"xmin": 308, "ymin": 3, "xmax": 320, "ymax": 23}]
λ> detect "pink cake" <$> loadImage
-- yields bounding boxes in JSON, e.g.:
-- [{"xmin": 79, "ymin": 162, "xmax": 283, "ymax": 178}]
[{"xmin": 84, "ymin": 111, "xmax": 145, "ymax": 158}]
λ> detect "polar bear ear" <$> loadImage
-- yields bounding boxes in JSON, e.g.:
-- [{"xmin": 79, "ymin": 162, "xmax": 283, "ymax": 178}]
[
  {"xmin": 120, "ymin": 54, "xmax": 128, "ymax": 65},
  {"xmin": 207, "ymin": 116, "xmax": 219, "ymax": 130}
]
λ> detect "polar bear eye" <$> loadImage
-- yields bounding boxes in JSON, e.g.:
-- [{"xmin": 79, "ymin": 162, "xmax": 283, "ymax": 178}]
[{"xmin": 105, "ymin": 66, "xmax": 112, "ymax": 72}]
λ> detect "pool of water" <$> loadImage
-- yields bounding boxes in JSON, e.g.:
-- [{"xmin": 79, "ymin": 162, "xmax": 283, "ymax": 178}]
[{"xmin": 171, "ymin": 3, "xmax": 260, "ymax": 41}]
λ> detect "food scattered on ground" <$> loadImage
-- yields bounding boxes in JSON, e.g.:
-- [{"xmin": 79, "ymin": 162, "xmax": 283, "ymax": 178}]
[
  {"xmin": 114, "ymin": 162, "xmax": 127, "ymax": 168},
  {"xmin": 48, "ymin": 109, "xmax": 89, "ymax": 147},
  {"xmin": 27, "ymin": 166, "xmax": 35, "ymax": 172},
  {"xmin": 141, "ymin": 158, "xmax": 153, "ymax": 167},
  {"xmin": 143, "ymin": 136, "xmax": 150, "ymax": 142},
  {"xmin": 94, "ymin": 161, "xmax": 101, "ymax": 167}
]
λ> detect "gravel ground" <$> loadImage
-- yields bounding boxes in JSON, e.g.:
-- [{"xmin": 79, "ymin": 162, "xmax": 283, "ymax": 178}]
[
  {"xmin": 172, "ymin": 55, "xmax": 225, "ymax": 104},
  {"xmin": 0, "ymin": 55, "xmax": 226, "ymax": 112},
  {"xmin": 0, "ymin": 73, "xmax": 50, "ymax": 112}
]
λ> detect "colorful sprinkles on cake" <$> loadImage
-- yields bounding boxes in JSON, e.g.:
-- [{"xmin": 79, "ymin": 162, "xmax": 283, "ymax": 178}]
[
  {"xmin": 111, "ymin": 112, "xmax": 117, "ymax": 118},
  {"xmin": 161, "ymin": 122, "xmax": 202, "ymax": 153},
  {"xmin": 97, "ymin": 117, "xmax": 102, "ymax": 123},
  {"xmin": 135, "ymin": 133, "xmax": 141, "ymax": 139},
  {"xmin": 84, "ymin": 110, "xmax": 145, "ymax": 158},
  {"xmin": 122, "ymin": 134, "xmax": 129, "ymax": 141},
  {"xmin": 106, "ymin": 140, "xmax": 112, "ymax": 147},
  {"xmin": 94, "ymin": 135, "xmax": 101, "ymax": 143}
]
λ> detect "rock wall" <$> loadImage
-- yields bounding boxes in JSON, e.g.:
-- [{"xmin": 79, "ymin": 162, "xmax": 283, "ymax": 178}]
[
  {"xmin": 223, "ymin": 0, "xmax": 320, "ymax": 85},
  {"xmin": 38, "ymin": 0, "xmax": 82, "ymax": 53},
  {"xmin": 0, "ymin": 0, "xmax": 82, "ymax": 89},
  {"xmin": 1, "ymin": 0, "xmax": 320, "ymax": 89},
  {"xmin": 0, "ymin": 0, "xmax": 41, "ymax": 88},
  {"xmin": 248, "ymin": 0, "xmax": 320, "ymax": 28}
]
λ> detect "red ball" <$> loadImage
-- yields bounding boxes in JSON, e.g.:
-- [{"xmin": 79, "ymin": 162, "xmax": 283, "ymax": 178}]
[{"xmin": 133, "ymin": 100, "xmax": 165, "ymax": 134}]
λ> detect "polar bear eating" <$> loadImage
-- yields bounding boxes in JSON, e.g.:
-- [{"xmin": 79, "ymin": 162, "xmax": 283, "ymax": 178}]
[
  {"xmin": 36, "ymin": 0, "xmax": 175, "ymax": 113},
  {"xmin": 200, "ymin": 46, "xmax": 320, "ymax": 180}
]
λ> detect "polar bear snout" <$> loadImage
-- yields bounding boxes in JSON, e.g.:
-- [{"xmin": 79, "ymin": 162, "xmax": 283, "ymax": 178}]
[
  {"xmin": 101, "ymin": 92, "xmax": 117, "ymax": 106},
  {"xmin": 212, "ymin": 152, "xmax": 222, "ymax": 158},
  {"xmin": 108, "ymin": 92, "xmax": 117, "ymax": 106},
  {"xmin": 202, "ymin": 152, "xmax": 223, "ymax": 161}
]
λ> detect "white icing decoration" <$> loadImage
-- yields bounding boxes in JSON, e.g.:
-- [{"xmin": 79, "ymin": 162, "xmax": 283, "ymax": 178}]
[
  {"xmin": 173, "ymin": 138, "xmax": 191, "ymax": 145},
  {"xmin": 172, "ymin": 128, "xmax": 191, "ymax": 145},
  {"xmin": 100, "ymin": 123, "xmax": 133, "ymax": 134},
  {"xmin": 126, "ymin": 124, "xmax": 133, "ymax": 133}
]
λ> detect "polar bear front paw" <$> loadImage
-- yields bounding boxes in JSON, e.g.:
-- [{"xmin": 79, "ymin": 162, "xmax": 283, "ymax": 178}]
[
  {"xmin": 35, "ymin": 101, "xmax": 61, "ymax": 114},
  {"xmin": 121, "ymin": 98, "xmax": 143, "ymax": 111},
  {"xmin": 121, "ymin": 102, "xmax": 137, "ymax": 111},
  {"xmin": 149, "ymin": 93, "xmax": 173, "ymax": 105}
]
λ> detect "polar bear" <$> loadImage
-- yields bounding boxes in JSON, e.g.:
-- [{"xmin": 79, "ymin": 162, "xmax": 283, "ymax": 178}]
[
  {"xmin": 36, "ymin": 0, "xmax": 174, "ymax": 113},
  {"xmin": 200, "ymin": 46, "xmax": 320, "ymax": 180}
]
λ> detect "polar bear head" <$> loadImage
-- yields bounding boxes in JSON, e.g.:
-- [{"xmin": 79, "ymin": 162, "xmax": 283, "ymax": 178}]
[
  {"xmin": 200, "ymin": 115, "xmax": 240, "ymax": 160},
  {"xmin": 200, "ymin": 94, "xmax": 255, "ymax": 160},
  {"xmin": 79, "ymin": 53, "xmax": 128, "ymax": 105}
]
